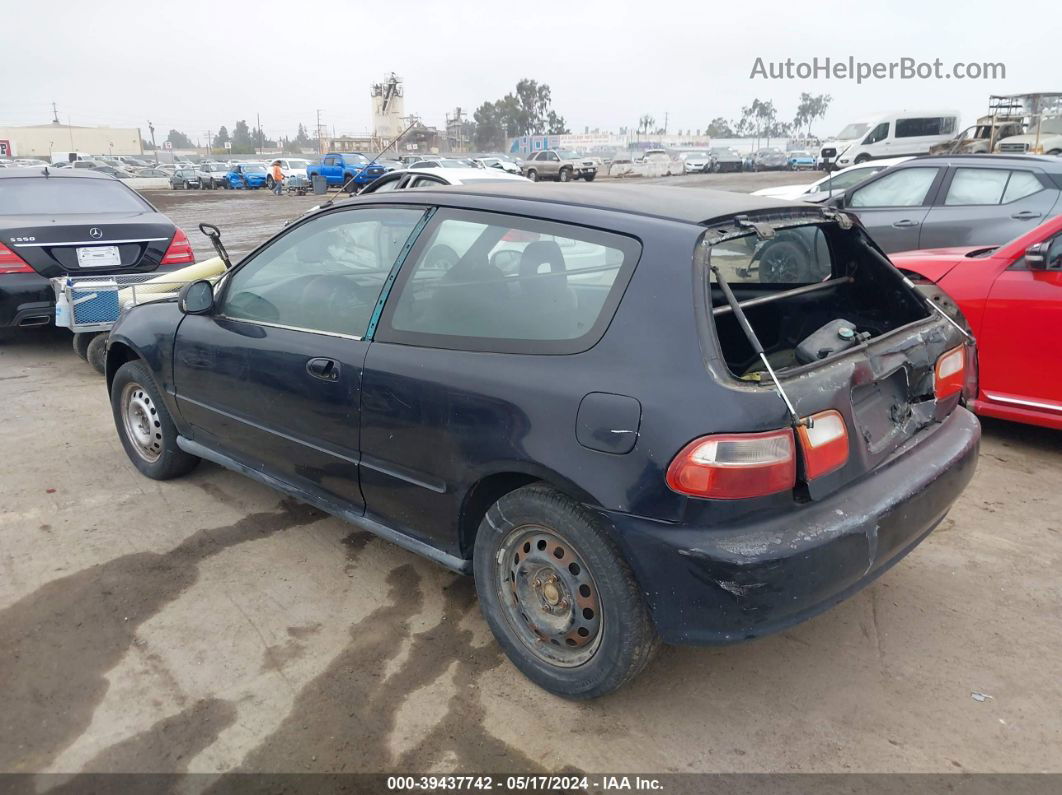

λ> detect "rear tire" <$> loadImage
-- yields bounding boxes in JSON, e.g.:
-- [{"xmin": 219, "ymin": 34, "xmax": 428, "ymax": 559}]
[
  {"xmin": 473, "ymin": 484, "xmax": 659, "ymax": 699},
  {"xmin": 110, "ymin": 360, "xmax": 199, "ymax": 480},
  {"xmin": 85, "ymin": 333, "xmax": 108, "ymax": 375}
]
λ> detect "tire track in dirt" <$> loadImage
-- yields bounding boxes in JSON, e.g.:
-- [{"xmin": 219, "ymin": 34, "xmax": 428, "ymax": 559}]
[
  {"xmin": 0, "ymin": 498, "xmax": 323, "ymax": 772},
  {"xmin": 214, "ymin": 565, "xmax": 552, "ymax": 782}
]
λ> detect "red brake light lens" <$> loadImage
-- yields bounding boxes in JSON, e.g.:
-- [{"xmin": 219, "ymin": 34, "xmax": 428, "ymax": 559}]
[
  {"xmin": 0, "ymin": 242, "xmax": 33, "ymax": 274},
  {"xmin": 666, "ymin": 430, "xmax": 796, "ymax": 500},
  {"xmin": 934, "ymin": 346, "xmax": 966, "ymax": 400},
  {"xmin": 797, "ymin": 409, "xmax": 850, "ymax": 480},
  {"xmin": 160, "ymin": 228, "xmax": 195, "ymax": 266}
]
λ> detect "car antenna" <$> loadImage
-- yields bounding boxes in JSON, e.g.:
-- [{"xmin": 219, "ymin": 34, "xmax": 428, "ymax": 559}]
[
  {"xmin": 710, "ymin": 264, "xmax": 808, "ymax": 429},
  {"xmin": 315, "ymin": 119, "xmax": 419, "ymax": 210},
  {"xmin": 198, "ymin": 223, "xmax": 232, "ymax": 270}
]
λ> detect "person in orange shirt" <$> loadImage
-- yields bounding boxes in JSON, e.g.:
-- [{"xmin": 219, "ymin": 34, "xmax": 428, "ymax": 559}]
[{"xmin": 270, "ymin": 160, "xmax": 285, "ymax": 196}]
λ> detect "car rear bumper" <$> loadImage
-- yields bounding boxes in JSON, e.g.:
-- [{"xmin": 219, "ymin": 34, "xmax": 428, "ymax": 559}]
[
  {"xmin": 0, "ymin": 272, "xmax": 54, "ymax": 329},
  {"xmin": 606, "ymin": 407, "xmax": 980, "ymax": 645}
]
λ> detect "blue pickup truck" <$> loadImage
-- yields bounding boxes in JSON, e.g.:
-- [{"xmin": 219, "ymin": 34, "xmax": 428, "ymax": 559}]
[{"xmin": 305, "ymin": 152, "xmax": 389, "ymax": 192}]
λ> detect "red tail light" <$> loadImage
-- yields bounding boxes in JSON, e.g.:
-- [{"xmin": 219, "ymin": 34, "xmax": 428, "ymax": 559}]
[
  {"xmin": 0, "ymin": 242, "xmax": 33, "ymax": 275},
  {"xmin": 934, "ymin": 346, "xmax": 966, "ymax": 400},
  {"xmin": 160, "ymin": 228, "xmax": 195, "ymax": 266},
  {"xmin": 797, "ymin": 410, "xmax": 849, "ymax": 480},
  {"xmin": 666, "ymin": 430, "xmax": 796, "ymax": 500}
]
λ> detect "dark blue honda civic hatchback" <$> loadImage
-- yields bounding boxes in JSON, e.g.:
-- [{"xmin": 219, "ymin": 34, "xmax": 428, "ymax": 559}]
[{"xmin": 106, "ymin": 183, "xmax": 979, "ymax": 698}]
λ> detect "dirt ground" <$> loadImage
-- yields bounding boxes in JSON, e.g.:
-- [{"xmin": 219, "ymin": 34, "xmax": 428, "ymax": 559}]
[{"xmin": 1, "ymin": 174, "xmax": 1060, "ymax": 780}]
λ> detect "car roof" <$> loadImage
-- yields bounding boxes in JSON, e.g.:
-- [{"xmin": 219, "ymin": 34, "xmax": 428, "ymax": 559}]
[
  {"xmin": 0, "ymin": 166, "xmax": 115, "ymax": 180},
  {"xmin": 909, "ymin": 153, "xmax": 1062, "ymax": 170},
  {"xmin": 359, "ymin": 182, "xmax": 804, "ymax": 224},
  {"xmin": 398, "ymin": 167, "xmax": 528, "ymax": 183}
]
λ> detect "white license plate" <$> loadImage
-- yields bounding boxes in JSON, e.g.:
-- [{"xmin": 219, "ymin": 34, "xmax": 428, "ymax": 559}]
[{"xmin": 76, "ymin": 246, "xmax": 121, "ymax": 268}]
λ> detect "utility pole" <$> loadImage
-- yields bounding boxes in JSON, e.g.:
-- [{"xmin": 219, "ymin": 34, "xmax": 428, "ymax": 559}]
[
  {"xmin": 316, "ymin": 109, "xmax": 323, "ymax": 155},
  {"xmin": 205, "ymin": 130, "xmax": 212, "ymax": 156},
  {"xmin": 51, "ymin": 102, "xmax": 60, "ymax": 124},
  {"xmin": 256, "ymin": 112, "xmax": 262, "ymax": 155},
  {"xmin": 664, "ymin": 112, "xmax": 669, "ymax": 135},
  {"xmin": 148, "ymin": 120, "xmax": 158, "ymax": 164}
]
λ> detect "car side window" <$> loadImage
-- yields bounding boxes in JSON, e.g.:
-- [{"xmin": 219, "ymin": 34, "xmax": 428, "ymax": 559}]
[
  {"xmin": 849, "ymin": 167, "xmax": 939, "ymax": 208},
  {"xmin": 408, "ymin": 176, "xmax": 445, "ymax": 188},
  {"xmin": 1002, "ymin": 171, "xmax": 1043, "ymax": 203},
  {"xmin": 220, "ymin": 207, "xmax": 427, "ymax": 337},
  {"xmin": 380, "ymin": 211, "xmax": 641, "ymax": 354},
  {"xmin": 822, "ymin": 166, "xmax": 879, "ymax": 191},
  {"xmin": 863, "ymin": 122, "xmax": 889, "ymax": 145},
  {"xmin": 944, "ymin": 168, "xmax": 1009, "ymax": 205},
  {"xmin": 1047, "ymin": 235, "xmax": 1062, "ymax": 269}
]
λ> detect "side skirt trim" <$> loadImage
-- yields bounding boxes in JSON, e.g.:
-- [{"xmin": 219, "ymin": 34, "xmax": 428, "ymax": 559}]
[{"xmin": 177, "ymin": 435, "xmax": 471, "ymax": 574}]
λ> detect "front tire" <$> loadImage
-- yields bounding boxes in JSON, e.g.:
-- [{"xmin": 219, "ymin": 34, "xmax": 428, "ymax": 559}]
[
  {"xmin": 473, "ymin": 484, "xmax": 659, "ymax": 699},
  {"xmin": 854, "ymin": 154, "xmax": 871, "ymax": 164},
  {"xmin": 558, "ymin": 167, "xmax": 572, "ymax": 183},
  {"xmin": 72, "ymin": 332, "xmax": 92, "ymax": 360},
  {"xmin": 582, "ymin": 172, "xmax": 596, "ymax": 182},
  {"xmin": 111, "ymin": 360, "xmax": 199, "ymax": 480},
  {"xmin": 525, "ymin": 168, "xmax": 538, "ymax": 182}
]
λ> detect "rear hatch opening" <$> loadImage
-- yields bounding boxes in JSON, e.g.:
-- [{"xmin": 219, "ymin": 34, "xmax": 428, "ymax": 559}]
[
  {"xmin": 699, "ymin": 212, "xmax": 931, "ymax": 381},
  {"xmin": 697, "ymin": 210, "xmax": 968, "ymax": 499}
]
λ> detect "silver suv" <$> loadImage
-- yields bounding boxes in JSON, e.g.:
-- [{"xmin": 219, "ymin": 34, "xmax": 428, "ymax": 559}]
[{"xmin": 521, "ymin": 150, "xmax": 598, "ymax": 182}]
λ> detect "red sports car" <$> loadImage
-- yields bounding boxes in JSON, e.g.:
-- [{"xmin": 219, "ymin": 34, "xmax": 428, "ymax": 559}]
[{"xmin": 892, "ymin": 215, "xmax": 1062, "ymax": 430}]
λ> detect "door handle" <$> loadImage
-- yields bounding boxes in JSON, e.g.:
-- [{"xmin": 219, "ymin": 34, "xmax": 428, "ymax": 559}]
[
  {"xmin": 1011, "ymin": 210, "xmax": 1042, "ymax": 220},
  {"xmin": 892, "ymin": 219, "xmax": 920, "ymax": 228},
  {"xmin": 306, "ymin": 357, "xmax": 340, "ymax": 382}
]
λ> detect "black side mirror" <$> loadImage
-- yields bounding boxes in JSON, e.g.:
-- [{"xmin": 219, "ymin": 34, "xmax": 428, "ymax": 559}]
[
  {"xmin": 177, "ymin": 280, "xmax": 215, "ymax": 314},
  {"xmin": 1025, "ymin": 242, "xmax": 1050, "ymax": 269}
]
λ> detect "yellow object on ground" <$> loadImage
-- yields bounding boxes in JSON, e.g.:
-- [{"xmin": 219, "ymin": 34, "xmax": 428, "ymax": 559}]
[{"xmin": 117, "ymin": 257, "xmax": 226, "ymax": 303}]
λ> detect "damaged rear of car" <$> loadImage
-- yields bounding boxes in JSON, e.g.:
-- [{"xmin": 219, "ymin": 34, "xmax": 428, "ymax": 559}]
[{"xmin": 615, "ymin": 203, "xmax": 980, "ymax": 645}]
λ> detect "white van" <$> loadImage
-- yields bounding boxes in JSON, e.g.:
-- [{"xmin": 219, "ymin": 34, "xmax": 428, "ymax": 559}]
[
  {"xmin": 50, "ymin": 151, "xmax": 93, "ymax": 165},
  {"xmin": 819, "ymin": 110, "xmax": 960, "ymax": 170}
]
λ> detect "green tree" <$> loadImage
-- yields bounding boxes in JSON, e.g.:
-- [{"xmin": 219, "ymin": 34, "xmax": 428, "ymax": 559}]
[
  {"xmin": 213, "ymin": 126, "xmax": 230, "ymax": 149},
  {"xmin": 793, "ymin": 92, "xmax": 832, "ymax": 137},
  {"xmin": 473, "ymin": 101, "xmax": 506, "ymax": 150},
  {"xmin": 166, "ymin": 129, "xmax": 193, "ymax": 149},
  {"xmin": 706, "ymin": 117, "xmax": 733, "ymax": 137},
  {"xmin": 473, "ymin": 79, "xmax": 569, "ymax": 145},
  {"xmin": 228, "ymin": 120, "xmax": 255, "ymax": 154},
  {"xmin": 295, "ymin": 123, "xmax": 311, "ymax": 148}
]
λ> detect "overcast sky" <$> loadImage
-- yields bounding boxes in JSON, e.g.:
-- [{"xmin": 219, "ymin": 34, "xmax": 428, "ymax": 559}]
[{"xmin": 2, "ymin": 0, "xmax": 1053, "ymax": 143}]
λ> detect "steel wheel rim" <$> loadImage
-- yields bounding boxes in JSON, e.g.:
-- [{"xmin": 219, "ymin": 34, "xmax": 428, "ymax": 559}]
[
  {"xmin": 496, "ymin": 524, "xmax": 603, "ymax": 667},
  {"xmin": 121, "ymin": 382, "xmax": 163, "ymax": 463}
]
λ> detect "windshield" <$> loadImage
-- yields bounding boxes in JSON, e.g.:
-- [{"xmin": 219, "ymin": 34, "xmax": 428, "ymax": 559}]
[
  {"xmin": 437, "ymin": 159, "xmax": 468, "ymax": 168},
  {"xmin": 243, "ymin": 165, "xmax": 266, "ymax": 173},
  {"xmin": 684, "ymin": 152, "xmax": 709, "ymax": 159},
  {"xmin": 287, "ymin": 159, "xmax": 310, "ymax": 168},
  {"xmin": 557, "ymin": 151, "xmax": 582, "ymax": 160},
  {"xmin": 711, "ymin": 148, "xmax": 739, "ymax": 157},
  {"xmin": 790, "ymin": 151, "xmax": 811, "ymax": 158},
  {"xmin": 836, "ymin": 123, "xmax": 870, "ymax": 140},
  {"xmin": 346, "ymin": 153, "xmax": 369, "ymax": 164},
  {"xmin": 0, "ymin": 178, "xmax": 152, "ymax": 214}
]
